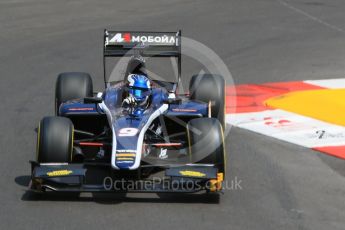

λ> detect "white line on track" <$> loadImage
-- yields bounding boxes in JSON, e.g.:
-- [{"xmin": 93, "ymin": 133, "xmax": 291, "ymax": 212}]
[{"xmin": 277, "ymin": 0, "xmax": 345, "ymax": 33}]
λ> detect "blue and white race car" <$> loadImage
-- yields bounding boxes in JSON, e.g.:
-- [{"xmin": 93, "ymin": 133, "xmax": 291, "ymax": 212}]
[{"xmin": 30, "ymin": 30, "xmax": 226, "ymax": 194}]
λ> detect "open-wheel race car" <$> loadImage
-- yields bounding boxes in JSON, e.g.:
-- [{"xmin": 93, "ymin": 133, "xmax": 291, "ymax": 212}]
[{"xmin": 30, "ymin": 30, "xmax": 226, "ymax": 195}]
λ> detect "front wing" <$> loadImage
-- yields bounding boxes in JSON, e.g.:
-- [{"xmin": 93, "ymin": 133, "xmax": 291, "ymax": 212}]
[{"xmin": 29, "ymin": 162, "xmax": 224, "ymax": 193}]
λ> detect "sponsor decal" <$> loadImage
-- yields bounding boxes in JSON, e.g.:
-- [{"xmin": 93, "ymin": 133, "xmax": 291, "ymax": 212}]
[
  {"xmin": 172, "ymin": 108, "xmax": 197, "ymax": 112},
  {"xmin": 116, "ymin": 157, "xmax": 134, "ymax": 161},
  {"xmin": 158, "ymin": 148, "xmax": 168, "ymax": 159},
  {"xmin": 116, "ymin": 153, "xmax": 136, "ymax": 157},
  {"xmin": 46, "ymin": 170, "xmax": 73, "ymax": 177},
  {"xmin": 116, "ymin": 161, "xmax": 134, "ymax": 164},
  {"xmin": 108, "ymin": 33, "xmax": 176, "ymax": 44},
  {"xmin": 116, "ymin": 149, "xmax": 136, "ymax": 153},
  {"xmin": 118, "ymin": 128, "xmax": 139, "ymax": 137},
  {"xmin": 306, "ymin": 130, "xmax": 345, "ymax": 140},
  {"xmin": 68, "ymin": 108, "xmax": 94, "ymax": 111},
  {"xmin": 179, "ymin": 170, "xmax": 206, "ymax": 178}
]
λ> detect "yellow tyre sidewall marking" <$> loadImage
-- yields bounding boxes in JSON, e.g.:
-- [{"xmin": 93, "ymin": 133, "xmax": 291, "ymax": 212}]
[
  {"xmin": 186, "ymin": 123, "xmax": 192, "ymax": 163},
  {"xmin": 220, "ymin": 123, "xmax": 226, "ymax": 178},
  {"xmin": 71, "ymin": 126, "xmax": 74, "ymax": 162}
]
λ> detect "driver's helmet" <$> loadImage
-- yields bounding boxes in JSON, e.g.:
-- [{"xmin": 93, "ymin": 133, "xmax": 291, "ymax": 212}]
[{"xmin": 127, "ymin": 74, "xmax": 151, "ymax": 105}]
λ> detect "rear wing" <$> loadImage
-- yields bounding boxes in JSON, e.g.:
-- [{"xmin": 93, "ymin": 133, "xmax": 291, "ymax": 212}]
[
  {"xmin": 103, "ymin": 30, "xmax": 182, "ymax": 88},
  {"xmin": 104, "ymin": 30, "xmax": 181, "ymax": 57}
]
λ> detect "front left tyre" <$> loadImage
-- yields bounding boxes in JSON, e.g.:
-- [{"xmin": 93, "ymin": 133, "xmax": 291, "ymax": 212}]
[{"xmin": 36, "ymin": 116, "xmax": 74, "ymax": 163}]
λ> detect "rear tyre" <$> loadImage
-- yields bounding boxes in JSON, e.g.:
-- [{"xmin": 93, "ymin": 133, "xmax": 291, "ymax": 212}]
[
  {"xmin": 37, "ymin": 116, "xmax": 74, "ymax": 163},
  {"xmin": 186, "ymin": 118, "xmax": 225, "ymax": 175},
  {"xmin": 189, "ymin": 74, "xmax": 225, "ymax": 128},
  {"xmin": 55, "ymin": 72, "xmax": 93, "ymax": 114}
]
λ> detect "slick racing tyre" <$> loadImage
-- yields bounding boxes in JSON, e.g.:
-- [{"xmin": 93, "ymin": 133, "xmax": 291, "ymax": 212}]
[
  {"xmin": 37, "ymin": 116, "xmax": 74, "ymax": 163},
  {"xmin": 189, "ymin": 74, "xmax": 225, "ymax": 128},
  {"xmin": 186, "ymin": 118, "xmax": 226, "ymax": 175},
  {"xmin": 55, "ymin": 72, "xmax": 93, "ymax": 114}
]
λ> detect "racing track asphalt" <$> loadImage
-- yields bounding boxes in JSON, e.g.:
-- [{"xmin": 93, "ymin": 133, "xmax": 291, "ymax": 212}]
[{"xmin": 1, "ymin": 0, "xmax": 345, "ymax": 229}]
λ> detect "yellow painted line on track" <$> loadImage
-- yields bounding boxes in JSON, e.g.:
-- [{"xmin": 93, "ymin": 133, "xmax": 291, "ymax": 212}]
[{"xmin": 265, "ymin": 88, "xmax": 345, "ymax": 126}]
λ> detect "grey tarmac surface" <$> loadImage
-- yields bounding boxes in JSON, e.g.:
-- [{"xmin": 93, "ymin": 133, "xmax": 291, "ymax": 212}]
[{"xmin": 1, "ymin": 0, "xmax": 345, "ymax": 229}]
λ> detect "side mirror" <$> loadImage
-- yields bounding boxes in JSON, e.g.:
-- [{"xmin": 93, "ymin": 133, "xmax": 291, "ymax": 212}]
[{"xmin": 84, "ymin": 97, "xmax": 102, "ymax": 104}]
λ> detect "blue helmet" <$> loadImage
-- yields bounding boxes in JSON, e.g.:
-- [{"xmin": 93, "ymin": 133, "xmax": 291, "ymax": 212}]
[{"xmin": 127, "ymin": 74, "xmax": 151, "ymax": 103}]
